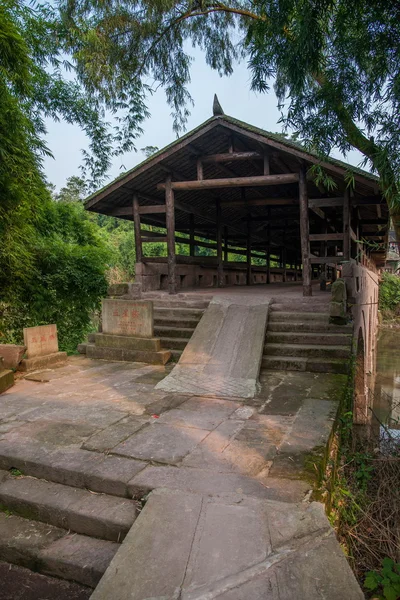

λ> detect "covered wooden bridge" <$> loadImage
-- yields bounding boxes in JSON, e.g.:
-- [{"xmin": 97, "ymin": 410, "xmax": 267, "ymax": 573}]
[{"xmin": 86, "ymin": 104, "xmax": 389, "ymax": 296}]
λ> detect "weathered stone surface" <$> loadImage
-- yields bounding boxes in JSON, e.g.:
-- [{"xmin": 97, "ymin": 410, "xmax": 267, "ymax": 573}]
[
  {"xmin": 157, "ymin": 396, "xmax": 240, "ymax": 430},
  {"xmin": 77, "ymin": 343, "xmax": 87, "ymax": 354},
  {"xmin": 23, "ymin": 324, "xmax": 59, "ymax": 358},
  {"xmin": 19, "ymin": 351, "xmax": 67, "ymax": 372},
  {"xmin": 102, "ymin": 299, "xmax": 153, "ymax": 338},
  {"xmin": 0, "ymin": 344, "xmax": 26, "ymax": 369},
  {"xmin": 86, "ymin": 343, "xmax": 170, "ymax": 365},
  {"xmin": 0, "ymin": 368, "xmax": 14, "ymax": 393},
  {"xmin": 331, "ymin": 278, "xmax": 347, "ymax": 303},
  {"xmin": 91, "ymin": 489, "xmax": 363, "ymax": 600},
  {"xmin": 94, "ymin": 333, "xmax": 161, "ymax": 351},
  {"xmin": 0, "ymin": 511, "xmax": 64, "ymax": 569},
  {"xmin": 112, "ymin": 423, "xmax": 209, "ymax": 464},
  {"xmin": 82, "ymin": 416, "xmax": 148, "ymax": 452},
  {"xmin": 0, "ymin": 476, "xmax": 137, "ymax": 542},
  {"xmin": 90, "ymin": 488, "xmax": 203, "ymax": 600},
  {"xmin": 40, "ymin": 533, "xmax": 119, "ymax": 588},
  {"xmin": 108, "ymin": 283, "xmax": 141, "ymax": 299},
  {"xmin": 156, "ymin": 295, "xmax": 270, "ymax": 398},
  {"xmin": 128, "ymin": 465, "xmax": 279, "ymax": 500}
]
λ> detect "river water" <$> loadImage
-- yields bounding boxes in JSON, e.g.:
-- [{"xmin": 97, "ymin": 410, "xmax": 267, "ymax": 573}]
[{"xmin": 372, "ymin": 329, "xmax": 400, "ymax": 445}]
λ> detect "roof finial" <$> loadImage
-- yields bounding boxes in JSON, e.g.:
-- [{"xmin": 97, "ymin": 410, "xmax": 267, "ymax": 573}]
[{"xmin": 213, "ymin": 94, "xmax": 224, "ymax": 116}]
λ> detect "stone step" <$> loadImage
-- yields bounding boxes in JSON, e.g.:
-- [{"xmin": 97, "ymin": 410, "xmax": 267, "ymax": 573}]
[
  {"xmin": 153, "ymin": 307, "xmax": 205, "ymax": 320},
  {"xmin": 151, "ymin": 299, "xmax": 210, "ymax": 310},
  {"xmin": 271, "ymin": 302, "xmax": 330, "ymax": 313},
  {"xmin": 269, "ymin": 311, "xmax": 329, "ymax": 322},
  {"xmin": 0, "ymin": 474, "xmax": 137, "ymax": 542},
  {"xmin": 154, "ymin": 325, "xmax": 195, "ymax": 339},
  {"xmin": 266, "ymin": 331, "xmax": 353, "ymax": 346},
  {"xmin": 0, "ymin": 512, "xmax": 118, "ymax": 588},
  {"xmin": 264, "ymin": 343, "xmax": 351, "ymax": 359},
  {"xmin": 268, "ymin": 321, "xmax": 353, "ymax": 333},
  {"xmin": 158, "ymin": 337, "xmax": 189, "ymax": 351},
  {"xmin": 170, "ymin": 349, "xmax": 183, "ymax": 361},
  {"xmin": 260, "ymin": 355, "xmax": 348, "ymax": 374},
  {"xmin": 0, "ymin": 444, "xmax": 147, "ymax": 498},
  {"xmin": 153, "ymin": 316, "xmax": 202, "ymax": 329}
]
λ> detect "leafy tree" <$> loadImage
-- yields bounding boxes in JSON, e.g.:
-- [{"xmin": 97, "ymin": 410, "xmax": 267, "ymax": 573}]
[
  {"xmin": 55, "ymin": 176, "xmax": 87, "ymax": 203},
  {"xmin": 58, "ymin": 0, "xmax": 400, "ymax": 231}
]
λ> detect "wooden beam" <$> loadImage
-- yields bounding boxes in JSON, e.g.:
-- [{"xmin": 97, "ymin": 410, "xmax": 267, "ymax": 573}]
[
  {"xmin": 359, "ymin": 219, "xmax": 388, "ymax": 225},
  {"xmin": 309, "ymin": 197, "xmax": 344, "ymax": 208},
  {"xmin": 200, "ymin": 151, "xmax": 263, "ymax": 163},
  {"xmin": 157, "ymin": 173, "xmax": 299, "ymax": 191},
  {"xmin": 138, "ymin": 205, "xmax": 166, "ymax": 214},
  {"xmin": 310, "ymin": 256, "xmax": 345, "ymax": 264},
  {"xmin": 109, "ymin": 206, "xmax": 134, "ymax": 217},
  {"xmin": 142, "ymin": 236, "xmax": 167, "ymax": 243},
  {"xmin": 310, "ymin": 206, "xmax": 326, "ymax": 220},
  {"xmin": 165, "ymin": 176, "xmax": 176, "ymax": 294},
  {"xmin": 132, "ymin": 193, "xmax": 143, "ymax": 264},
  {"xmin": 351, "ymin": 196, "xmax": 383, "ymax": 205},
  {"xmin": 299, "ymin": 167, "xmax": 312, "ymax": 296},
  {"xmin": 220, "ymin": 197, "xmax": 298, "ymax": 207},
  {"xmin": 309, "ymin": 233, "xmax": 344, "ymax": 241}
]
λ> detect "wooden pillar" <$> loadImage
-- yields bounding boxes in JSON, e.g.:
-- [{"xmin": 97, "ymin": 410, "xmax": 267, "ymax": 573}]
[
  {"xmin": 189, "ymin": 213, "xmax": 195, "ymax": 257},
  {"xmin": 216, "ymin": 199, "xmax": 224, "ymax": 287},
  {"xmin": 224, "ymin": 226, "xmax": 228, "ymax": 262},
  {"xmin": 343, "ymin": 187, "xmax": 351, "ymax": 260},
  {"xmin": 132, "ymin": 193, "xmax": 143, "ymax": 264},
  {"xmin": 246, "ymin": 217, "xmax": 252, "ymax": 286},
  {"xmin": 266, "ymin": 207, "xmax": 271, "ymax": 284},
  {"xmin": 165, "ymin": 176, "xmax": 177, "ymax": 294},
  {"xmin": 282, "ymin": 221, "xmax": 287, "ymax": 282},
  {"xmin": 299, "ymin": 166, "xmax": 312, "ymax": 296}
]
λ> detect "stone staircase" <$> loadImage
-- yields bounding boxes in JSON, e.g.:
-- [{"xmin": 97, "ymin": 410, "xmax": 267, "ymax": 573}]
[
  {"xmin": 261, "ymin": 299, "xmax": 353, "ymax": 375},
  {"xmin": 150, "ymin": 294, "xmax": 212, "ymax": 361},
  {"xmin": 0, "ymin": 463, "xmax": 138, "ymax": 589}
]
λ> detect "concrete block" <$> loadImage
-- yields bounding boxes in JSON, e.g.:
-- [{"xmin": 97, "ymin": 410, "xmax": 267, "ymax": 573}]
[
  {"xmin": 0, "ymin": 368, "xmax": 14, "ymax": 393},
  {"xmin": 77, "ymin": 343, "xmax": 87, "ymax": 354},
  {"xmin": 0, "ymin": 344, "xmax": 26, "ymax": 369},
  {"xmin": 94, "ymin": 333, "xmax": 161, "ymax": 351},
  {"xmin": 19, "ymin": 351, "xmax": 67, "ymax": 372}
]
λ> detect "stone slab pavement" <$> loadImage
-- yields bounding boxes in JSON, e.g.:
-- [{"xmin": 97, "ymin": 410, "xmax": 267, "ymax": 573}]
[{"xmin": 0, "ymin": 356, "xmax": 358, "ymax": 598}]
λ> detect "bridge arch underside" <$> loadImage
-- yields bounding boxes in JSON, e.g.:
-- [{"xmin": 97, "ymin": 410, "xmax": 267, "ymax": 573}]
[{"xmin": 86, "ymin": 118, "xmax": 389, "ymax": 295}]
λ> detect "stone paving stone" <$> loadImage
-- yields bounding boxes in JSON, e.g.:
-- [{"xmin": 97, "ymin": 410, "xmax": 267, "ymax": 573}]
[
  {"xmin": 92, "ymin": 489, "xmax": 363, "ymax": 600},
  {"xmin": 112, "ymin": 423, "xmax": 209, "ymax": 464},
  {"xmin": 279, "ymin": 398, "xmax": 338, "ymax": 454},
  {"xmin": 157, "ymin": 396, "xmax": 240, "ymax": 430},
  {"xmin": 129, "ymin": 465, "xmax": 278, "ymax": 500},
  {"xmin": 90, "ymin": 488, "xmax": 203, "ymax": 600},
  {"xmin": 82, "ymin": 416, "xmax": 148, "ymax": 452},
  {"xmin": 143, "ymin": 393, "xmax": 190, "ymax": 415}
]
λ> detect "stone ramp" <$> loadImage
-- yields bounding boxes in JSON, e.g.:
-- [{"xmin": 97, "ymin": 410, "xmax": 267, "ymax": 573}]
[
  {"xmin": 156, "ymin": 294, "xmax": 270, "ymax": 398},
  {"xmin": 90, "ymin": 488, "xmax": 363, "ymax": 600}
]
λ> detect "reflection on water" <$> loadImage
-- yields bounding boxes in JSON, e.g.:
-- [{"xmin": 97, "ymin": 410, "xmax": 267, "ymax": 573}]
[{"xmin": 373, "ymin": 329, "xmax": 400, "ymax": 446}]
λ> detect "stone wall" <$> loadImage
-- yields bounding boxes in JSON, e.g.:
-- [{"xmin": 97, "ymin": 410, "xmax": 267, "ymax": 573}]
[{"xmin": 342, "ymin": 261, "xmax": 379, "ymax": 424}]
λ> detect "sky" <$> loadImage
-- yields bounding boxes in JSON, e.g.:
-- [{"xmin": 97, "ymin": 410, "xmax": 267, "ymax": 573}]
[{"xmin": 43, "ymin": 50, "xmax": 365, "ymax": 192}]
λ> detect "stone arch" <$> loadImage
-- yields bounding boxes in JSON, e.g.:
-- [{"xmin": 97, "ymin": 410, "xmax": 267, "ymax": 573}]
[{"xmin": 354, "ymin": 328, "xmax": 368, "ymax": 424}]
